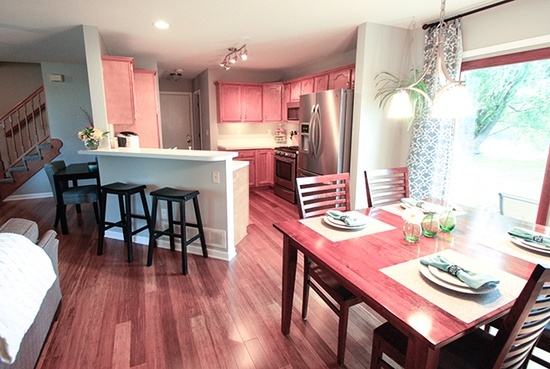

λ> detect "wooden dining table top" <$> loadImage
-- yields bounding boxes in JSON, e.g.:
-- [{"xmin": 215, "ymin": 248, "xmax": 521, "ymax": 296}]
[{"xmin": 274, "ymin": 203, "xmax": 550, "ymax": 368}]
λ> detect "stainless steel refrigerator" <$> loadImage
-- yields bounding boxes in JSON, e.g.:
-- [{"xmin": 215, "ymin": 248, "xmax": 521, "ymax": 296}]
[{"xmin": 298, "ymin": 89, "xmax": 353, "ymax": 177}]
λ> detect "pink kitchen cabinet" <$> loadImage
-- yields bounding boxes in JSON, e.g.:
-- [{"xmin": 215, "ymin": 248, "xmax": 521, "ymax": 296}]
[
  {"xmin": 218, "ymin": 83, "xmax": 242, "ymax": 122},
  {"xmin": 241, "ymin": 85, "xmax": 263, "ymax": 122},
  {"xmin": 314, "ymin": 74, "xmax": 329, "ymax": 92},
  {"xmin": 300, "ymin": 78, "xmax": 314, "ymax": 96},
  {"xmin": 102, "ymin": 56, "xmax": 136, "ymax": 125},
  {"xmin": 132, "ymin": 70, "xmax": 160, "ymax": 148},
  {"xmin": 329, "ymin": 67, "xmax": 353, "ymax": 89},
  {"xmin": 256, "ymin": 149, "xmax": 274, "ymax": 186},
  {"xmin": 263, "ymin": 83, "xmax": 283, "ymax": 122}
]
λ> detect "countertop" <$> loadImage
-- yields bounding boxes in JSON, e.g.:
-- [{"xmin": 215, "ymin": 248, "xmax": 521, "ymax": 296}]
[
  {"xmin": 79, "ymin": 147, "xmax": 237, "ymax": 161},
  {"xmin": 217, "ymin": 134, "xmax": 299, "ymax": 150}
]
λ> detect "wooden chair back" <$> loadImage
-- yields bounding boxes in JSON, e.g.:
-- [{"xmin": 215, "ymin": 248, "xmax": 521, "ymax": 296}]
[
  {"xmin": 295, "ymin": 173, "xmax": 351, "ymax": 219},
  {"xmin": 536, "ymin": 146, "xmax": 550, "ymax": 226},
  {"xmin": 364, "ymin": 167, "xmax": 409, "ymax": 208},
  {"xmin": 483, "ymin": 264, "xmax": 550, "ymax": 368}
]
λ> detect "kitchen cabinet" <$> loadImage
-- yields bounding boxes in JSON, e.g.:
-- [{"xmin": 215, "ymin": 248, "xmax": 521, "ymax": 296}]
[
  {"xmin": 329, "ymin": 67, "xmax": 354, "ymax": 89},
  {"xmin": 218, "ymin": 83, "xmax": 242, "ymax": 122},
  {"xmin": 102, "ymin": 56, "xmax": 136, "ymax": 125},
  {"xmin": 131, "ymin": 70, "xmax": 160, "ymax": 148},
  {"xmin": 242, "ymin": 85, "xmax": 263, "ymax": 122},
  {"xmin": 314, "ymin": 74, "xmax": 329, "ymax": 92},
  {"xmin": 233, "ymin": 149, "xmax": 274, "ymax": 187},
  {"xmin": 290, "ymin": 78, "xmax": 314, "ymax": 101},
  {"xmin": 263, "ymin": 83, "xmax": 283, "ymax": 122}
]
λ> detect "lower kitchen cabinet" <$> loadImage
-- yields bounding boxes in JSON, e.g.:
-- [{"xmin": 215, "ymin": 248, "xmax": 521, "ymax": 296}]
[{"xmin": 233, "ymin": 149, "xmax": 274, "ymax": 188}]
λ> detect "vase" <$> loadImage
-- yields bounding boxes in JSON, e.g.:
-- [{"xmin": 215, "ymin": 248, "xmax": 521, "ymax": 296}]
[
  {"xmin": 403, "ymin": 221, "xmax": 422, "ymax": 243},
  {"xmin": 421, "ymin": 213, "xmax": 439, "ymax": 237},
  {"xmin": 85, "ymin": 140, "xmax": 99, "ymax": 150},
  {"xmin": 438, "ymin": 210, "xmax": 456, "ymax": 233}
]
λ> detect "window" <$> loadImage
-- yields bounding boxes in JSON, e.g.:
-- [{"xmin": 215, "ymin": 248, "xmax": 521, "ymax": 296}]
[{"xmin": 448, "ymin": 48, "xmax": 550, "ymax": 222}]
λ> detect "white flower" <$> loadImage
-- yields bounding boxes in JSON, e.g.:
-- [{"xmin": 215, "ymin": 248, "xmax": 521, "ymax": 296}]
[{"xmin": 402, "ymin": 207, "xmax": 424, "ymax": 224}]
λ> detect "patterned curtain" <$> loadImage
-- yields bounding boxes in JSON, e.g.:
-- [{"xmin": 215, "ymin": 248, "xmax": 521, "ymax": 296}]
[{"xmin": 407, "ymin": 19, "xmax": 463, "ymax": 201}]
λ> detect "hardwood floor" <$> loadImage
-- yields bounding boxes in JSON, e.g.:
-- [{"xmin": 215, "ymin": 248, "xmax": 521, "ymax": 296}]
[{"xmin": 0, "ymin": 188, "xmax": 383, "ymax": 369}]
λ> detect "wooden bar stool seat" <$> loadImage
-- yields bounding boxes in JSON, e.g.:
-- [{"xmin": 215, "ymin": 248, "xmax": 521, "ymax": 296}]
[
  {"xmin": 148, "ymin": 187, "xmax": 208, "ymax": 275},
  {"xmin": 97, "ymin": 182, "xmax": 152, "ymax": 263}
]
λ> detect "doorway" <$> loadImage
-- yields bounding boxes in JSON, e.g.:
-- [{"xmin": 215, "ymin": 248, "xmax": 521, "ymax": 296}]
[{"xmin": 159, "ymin": 92, "xmax": 193, "ymax": 149}]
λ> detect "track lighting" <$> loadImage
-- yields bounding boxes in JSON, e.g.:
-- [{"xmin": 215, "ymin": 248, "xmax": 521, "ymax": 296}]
[{"xmin": 219, "ymin": 44, "xmax": 248, "ymax": 70}]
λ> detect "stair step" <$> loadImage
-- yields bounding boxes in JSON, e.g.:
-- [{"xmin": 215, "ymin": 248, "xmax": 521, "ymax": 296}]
[
  {"xmin": 23, "ymin": 154, "xmax": 42, "ymax": 162},
  {"xmin": 38, "ymin": 143, "xmax": 52, "ymax": 150},
  {"xmin": 0, "ymin": 178, "xmax": 15, "ymax": 184},
  {"xmin": 8, "ymin": 166, "xmax": 27, "ymax": 173}
]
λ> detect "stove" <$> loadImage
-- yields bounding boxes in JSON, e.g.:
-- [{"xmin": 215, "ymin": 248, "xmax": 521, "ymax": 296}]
[{"xmin": 273, "ymin": 146, "xmax": 299, "ymax": 203}]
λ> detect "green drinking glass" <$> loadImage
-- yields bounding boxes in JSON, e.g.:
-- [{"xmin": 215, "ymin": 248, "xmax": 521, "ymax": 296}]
[
  {"xmin": 421, "ymin": 213, "xmax": 439, "ymax": 237},
  {"xmin": 438, "ymin": 210, "xmax": 456, "ymax": 233}
]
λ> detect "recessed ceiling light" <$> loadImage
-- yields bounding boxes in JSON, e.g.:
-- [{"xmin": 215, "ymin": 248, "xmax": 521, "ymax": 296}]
[{"xmin": 153, "ymin": 20, "xmax": 170, "ymax": 29}]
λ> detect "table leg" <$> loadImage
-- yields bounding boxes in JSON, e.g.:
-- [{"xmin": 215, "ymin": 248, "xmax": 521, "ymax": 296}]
[
  {"xmin": 281, "ymin": 236, "xmax": 298, "ymax": 335},
  {"xmin": 59, "ymin": 204, "xmax": 69, "ymax": 235},
  {"xmin": 405, "ymin": 335, "xmax": 439, "ymax": 369}
]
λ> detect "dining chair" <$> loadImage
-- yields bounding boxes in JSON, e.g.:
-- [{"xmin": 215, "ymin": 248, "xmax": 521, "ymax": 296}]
[
  {"xmin": 536, "ymin": 146, "xmax": 550, "ymax": 226},
  {"xmin": 44, "ymin": 160, "xmax": 100, "ymax": 233},
  {"xmin": 364, "ymin": 167, "xmax": 410, "ymax": 208},
  {"xmin": 370, "ymin": 263, "xmax": 550, "ymax": 369},
  {"xmin": 295, "ymin": 172, "xmax": 362, "ymax": 365}
]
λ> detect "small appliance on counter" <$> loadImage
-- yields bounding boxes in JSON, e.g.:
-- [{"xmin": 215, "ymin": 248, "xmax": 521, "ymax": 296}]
[{"xmin": 117, "ymin": 131, "xmax": 140, "ymax": 148}]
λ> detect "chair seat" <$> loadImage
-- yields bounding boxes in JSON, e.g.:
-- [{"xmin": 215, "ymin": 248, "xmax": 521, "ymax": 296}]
[
  {"xmin": 150, "ymin": 187, "xmax": 199, "ymax": 201},
  {"xmin": 62, "ymin": 185, "xmax": 99, "ymax": 204},
  {"xmin": 101, "ymin": 182, "xmax": 146, "ymax": 193}
]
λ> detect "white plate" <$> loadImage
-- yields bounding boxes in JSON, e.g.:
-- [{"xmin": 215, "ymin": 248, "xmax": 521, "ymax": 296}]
[
  {"xmin": 419, "ymin": 264, "xmax": 497, "ymax": 295},
  {"xmin": 400, "ymin": 201, "xmax": 443, "ymax": 214},
  {"xmin": 428, "ymin": 265, "xmax": 468, "ymax": 288},
  {"xmin": 510, "ymin": 236, "xmax": 550, "ymax": 255},
  {"xmin": 323, "ymin": 216, "xmax": 366, "ymax": 230}
]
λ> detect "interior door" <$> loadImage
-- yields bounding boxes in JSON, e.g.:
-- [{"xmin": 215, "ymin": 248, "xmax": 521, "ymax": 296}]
[{"xmin": 159, "ymin": 92, "xmax": 193, "ymax": 149}]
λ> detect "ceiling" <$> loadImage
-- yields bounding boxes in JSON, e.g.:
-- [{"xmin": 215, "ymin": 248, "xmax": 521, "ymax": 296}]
[{"xmin": 0, "ymin": 0, "xmax": 499, "ymax": 79}]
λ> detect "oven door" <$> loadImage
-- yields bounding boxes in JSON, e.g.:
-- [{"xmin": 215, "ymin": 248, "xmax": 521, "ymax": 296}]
[{"xmin": 274, "ymin": 155, "xmax": 296, "ymax": 190}]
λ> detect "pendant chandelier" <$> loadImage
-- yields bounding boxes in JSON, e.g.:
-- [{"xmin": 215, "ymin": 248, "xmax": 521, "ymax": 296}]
[{"xmin": 386, "ymin": 0, "xmax": 473, "ymax": 120}]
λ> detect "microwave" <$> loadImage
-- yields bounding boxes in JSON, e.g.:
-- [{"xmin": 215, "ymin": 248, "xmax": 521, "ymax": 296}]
[{"xmin": 286, "ymin": 102, "xmax": 300, "ymax": 121}]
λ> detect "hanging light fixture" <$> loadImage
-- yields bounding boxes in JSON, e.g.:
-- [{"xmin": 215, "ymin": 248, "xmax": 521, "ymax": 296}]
[
  {"xmin": 169, "ymin": 68, "xmax": 183, "ymax": 81},
  {"xmin": 219, "ymin": 44, "xmax": 248, "ymax": 70},
  {"xmin": 385, "ymin": 0, "xmax": 472, "ymax": 120}
]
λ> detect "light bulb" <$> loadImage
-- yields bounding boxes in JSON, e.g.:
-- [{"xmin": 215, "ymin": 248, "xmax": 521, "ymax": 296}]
[
  {"xmin": 387, "ymin": 90, "xmax": 413, "ymax": 119},
  {"xmin": 432, "ymin": 83, "xmax": 473, "ymax": 119},
  {"xmin": 240, "ymin": 48, "xmax": 248, "ymax": 61}
]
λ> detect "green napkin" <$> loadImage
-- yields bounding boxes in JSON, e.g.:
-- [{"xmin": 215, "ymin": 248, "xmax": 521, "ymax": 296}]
[
  {"xmin": 401, "ymin": 198, "xmax": 424, "ymax": 208},
  {"xmin": 508, "ymin": 227, "xmax": 550, "ymax": 247},
  {"xmin": 325, "ymin": 210, "xmax": 367, "ymax": 227},
  {"xmin": 420, "ymin": 255, "xmax": 500, "ymax": 290}
]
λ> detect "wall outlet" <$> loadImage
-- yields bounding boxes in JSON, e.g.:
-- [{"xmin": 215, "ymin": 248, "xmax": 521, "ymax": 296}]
[{"xmin": 212, "ymin": 171, "xmax": 220, "ymax": 183}]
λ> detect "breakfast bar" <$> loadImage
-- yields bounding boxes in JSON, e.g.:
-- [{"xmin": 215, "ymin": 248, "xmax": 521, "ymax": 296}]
[{"xmin": 79, "ymin": 147, "xmax": 246, "ymax": 261}]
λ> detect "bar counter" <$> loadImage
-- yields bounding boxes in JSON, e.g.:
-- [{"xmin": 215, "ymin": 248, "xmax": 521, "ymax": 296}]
[{"xmin": 79, "ymin": 148, "xmax": 246, "ymax": 261}]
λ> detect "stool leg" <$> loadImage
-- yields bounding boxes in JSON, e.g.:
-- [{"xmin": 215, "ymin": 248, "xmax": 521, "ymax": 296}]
[
  {"xmin": 92, "ymin": 201, "xmax": 100, "ymax": 224},
  {"xmin": 117, "ymin": 194, "xmax": 127, "ymax": 243},
  {"xmin": 192, "ymin": 196, "xmax": 208, "ymax": 258},
  {"xmin": 167, "ymin": 200, "xmax": 175, "ymax": 251},
  {"xmin": 124, "ymin": 193, "xmax": 134, "ymax": 263},
  {"xmin": 97, "ymin": 190, "xmax": 108, "ymax": 255},
  {"xmin": 147, "ymin": 196, "xmax": 158, "ymax": 267},
  {"xmin": 180, "ymin": 199, "xmax": 188, "ymax": 275}
]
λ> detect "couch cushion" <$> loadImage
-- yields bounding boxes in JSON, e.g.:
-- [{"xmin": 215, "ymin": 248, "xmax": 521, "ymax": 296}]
[{"xmin": 0, "ymin": 219, "xmax": 39, "ymax": 244}]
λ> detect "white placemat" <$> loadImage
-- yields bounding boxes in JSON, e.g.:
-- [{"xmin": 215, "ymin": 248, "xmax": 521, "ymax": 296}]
[
  {"xmin": 379, "ymin": 203, "xmax": 467, "ymax": 217},
  {"xmin": 477, "ymin": 233, "xmax": 550, "ymax": 265},
  {"xmin": 380, "ymin": 249, "xmax": 526, "ymax": 323},
  {"xmin": 299, "ymin": 211, "xmax": 396, "ymax": 242}
]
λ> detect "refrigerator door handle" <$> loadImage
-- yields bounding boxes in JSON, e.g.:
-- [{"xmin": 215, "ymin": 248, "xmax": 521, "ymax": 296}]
[
  {"xmin": 309, "ymin": 105, "xmax": 316, "ymax": 157},
  {"xmin": 312, "ymin": 104, "xmax": 321, "ymax": 158}
]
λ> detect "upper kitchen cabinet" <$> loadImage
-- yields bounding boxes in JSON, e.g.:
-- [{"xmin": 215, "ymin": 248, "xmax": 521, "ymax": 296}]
[
  {"xmin": 329, "ymin": 66, "xmax": 355, "ymax": 89},
  {"xmin": 314, "ymin": 74, "xmax": 329, "ymax": 92},
  {"xmin": 263, "ymin": 83, "xmax": 283, "ymax": 122},
  {"xmin": 290, "ymin": 78, "xmax": 314, "ymax": 101},
  {"xmin": 132, "ymin": 70, "xmax": 160, "ymax": 148},
  {"xmin": 218, "ymin": 83, "xmax": 242, "ymax": 122},
  {"xmin": 241, "ymin": 85, "xmax": 263, "ymax": 122},
  {"xmin": 102, "ymin": 56, "xmax": 136, "ymax": 125}
]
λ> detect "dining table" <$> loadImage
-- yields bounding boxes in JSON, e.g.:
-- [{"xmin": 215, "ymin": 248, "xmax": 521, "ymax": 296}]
[
  {"xmin": 273, "ymin": 202, "xmax": 550, "ymax": 368},
  {"xmin": 53, "ymin": 162, "xmax": 101, "ymax": 234}
]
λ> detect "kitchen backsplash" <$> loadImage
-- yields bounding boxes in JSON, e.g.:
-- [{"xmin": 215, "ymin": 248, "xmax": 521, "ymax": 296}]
[{"xmin": 218, "ymin": 122, "xmax": 299, "ymax": 137}]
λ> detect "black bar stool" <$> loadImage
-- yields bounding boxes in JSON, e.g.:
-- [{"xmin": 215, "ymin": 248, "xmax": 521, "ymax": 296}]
[
  {"xmin": 148, "ymin": 187, "xmax": 208, "ymax": 275},
  {"xmin": 97, "ymin": 182, "xmax": 152, "ymax": 263}
]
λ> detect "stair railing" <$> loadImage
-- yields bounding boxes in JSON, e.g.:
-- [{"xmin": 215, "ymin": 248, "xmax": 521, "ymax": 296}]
[{"xmin": 0, "ymin": 85, "xmax": 49, "ymax": 177}]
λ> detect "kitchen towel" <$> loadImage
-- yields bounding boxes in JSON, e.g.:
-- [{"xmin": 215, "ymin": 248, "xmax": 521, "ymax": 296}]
[{"xmin": 420, "ymin": 254, "xmax": 500, "ymax": 290}]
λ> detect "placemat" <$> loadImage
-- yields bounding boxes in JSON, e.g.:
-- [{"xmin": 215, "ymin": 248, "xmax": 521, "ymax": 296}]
[
  {"xmin": 379, "ymin": 203, "xmax": 467, "ymax": 217},
  {"xmin": 299, "ymin": 211, "xmax": 396, "ymax": 242},
  {"xmin": 477, "ymin": 233, "xmax": 550, "ymax": 265},
  {"xmin": 380, "ymin": 249, "xmax": 526, "ymax": 323}
]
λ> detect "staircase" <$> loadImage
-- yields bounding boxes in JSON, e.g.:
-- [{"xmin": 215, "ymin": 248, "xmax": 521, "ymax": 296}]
[{"xmin": 0, "ymin": 85, "xmax": 62, "ymax": 201}]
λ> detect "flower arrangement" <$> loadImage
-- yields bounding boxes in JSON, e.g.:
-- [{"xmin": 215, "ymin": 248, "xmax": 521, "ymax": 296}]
[
  {"xmin": 78, "ymin": 126, "xmax": 108, "ymax": 150},
  {"xmin": 402, "ymin": 207, "xmax": 424, "ymax": 224},
  {"xmin": 402, "ymin": 207, "xmax": 424, "ymax": 243}
]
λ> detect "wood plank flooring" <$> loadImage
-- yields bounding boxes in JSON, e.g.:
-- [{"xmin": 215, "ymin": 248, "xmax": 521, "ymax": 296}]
[{"xmin": 0, "ymin": 188, "xmax": 384, "ymax": 369}]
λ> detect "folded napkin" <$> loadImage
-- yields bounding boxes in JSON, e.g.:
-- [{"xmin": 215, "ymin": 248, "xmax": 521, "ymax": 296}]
[
  {"xmin": 508, "ymin": 227, "xmax": 550, "ymax": 247},
  {"xmin": 401, "ymin": 198, "xmax": 424, "ymax": 208},
  {"xmin": 325, "ymin": 210, "xmax": 367, "ymax": 227},
  {"xmin": 420, "ymin": 255, "xmax": 500, "ymax": 290}
]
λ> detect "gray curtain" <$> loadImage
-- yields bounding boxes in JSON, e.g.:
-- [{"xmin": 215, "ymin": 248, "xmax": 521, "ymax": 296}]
[{"xmin": 407, "ymin": 19, "xmax": 463, "ymax": 201}]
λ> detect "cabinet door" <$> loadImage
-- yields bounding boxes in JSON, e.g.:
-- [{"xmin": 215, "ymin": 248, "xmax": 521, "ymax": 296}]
[
  {"xmin": 300, "ymin": 78, "xmax": 314, "ymax": 95},
  {"xmin": 218, "ymin": 83, "xmax": 241, "ymax": 122},
  {"xmin": 314, "ymin": 74, "xmax": 329, "ymax": 92},
  {"xmin": 290, "ymin": 81, "xmax": 301, "ymax": 101},
  {"xmin": 256, "ymin": 149, "xmax": 274, "ymax": 186},
  {"xmin": 235, "ymin": 150, "xmax": 256, "ymax": 186},
  {"xmin": 329, "ymin": 68, "xmax": 352, "ymax": 89},
  {"xmin": 102, "ymin": 56, "xmax": 136, "ymax": 125},
  {"xmin": 283, "ymin": 83, "xmax": 291, "ymax": 120},
  {"xmin": 242, "ymin": 85, "xmax": 263, "ymax": 122},
  {"xmin": 263, "ymin": 83, "xmax": 283, "ymax": 122},
  {"xmin": 133, "ymin": 70, "xmax": 160, "ymax": 148}
]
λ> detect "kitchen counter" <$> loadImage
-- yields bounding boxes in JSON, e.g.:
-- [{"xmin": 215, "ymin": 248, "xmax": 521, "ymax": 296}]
[
  {"xmin": 217, "ymin": 134, "xmax": 299, "ymax": 150},
  {"xmin": 79, "ymin": 148, "xmax": 245, "ymax": 261}
]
